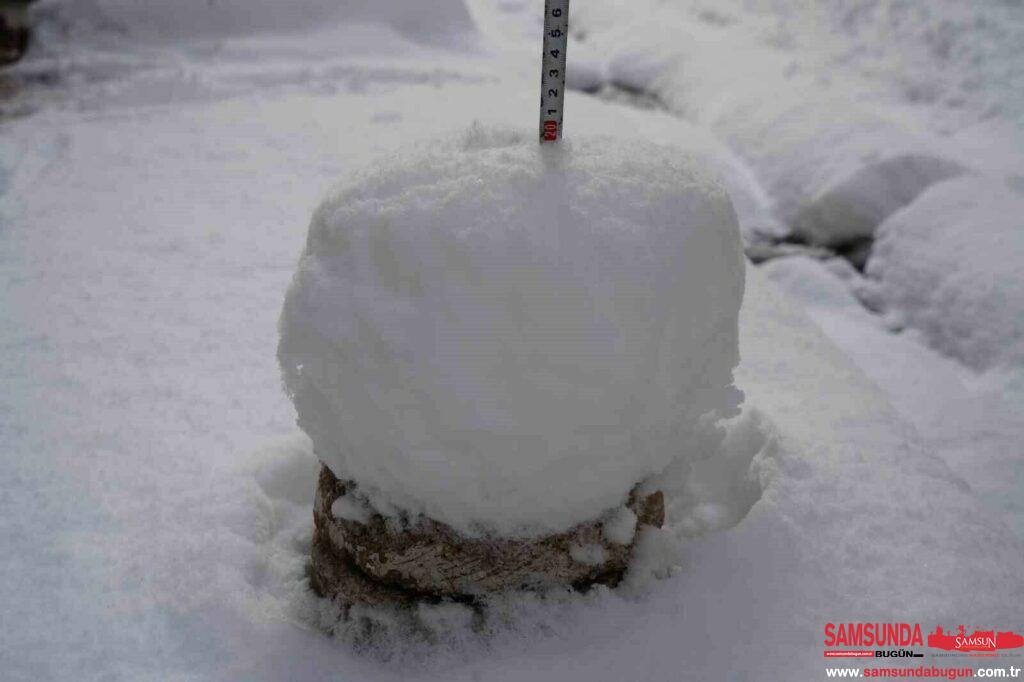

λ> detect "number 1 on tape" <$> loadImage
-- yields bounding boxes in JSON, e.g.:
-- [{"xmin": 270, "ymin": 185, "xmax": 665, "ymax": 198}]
[{"xmin": 540, "ymin": 0, "xmax": 569, "ymax": 143}]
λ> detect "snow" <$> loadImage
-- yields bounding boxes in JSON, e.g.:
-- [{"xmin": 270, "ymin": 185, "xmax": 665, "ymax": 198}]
[
  {"xmin": 866, "ymin": 175, "xmax": 1024, "ymax": 379},
  {"xmin": 279, "ymin": 127, "xmax": 745, "ymax": 536},
  {"xmin": 763, "ymin": 254, "xmax": 1024, "ymax": 538},
  {"xmin": 47, "ymin": 0, "xmax": 479, "ymax": 46},
  {"xmin": 559, "ymin": 0, "xmax": 1021, "ymax": 250},
  {"xmin": 570, "ymin": 0, "xmax": 1024, "ymax": 131},
  {"xmin": 791, "ymin": 151, "xmax": 965, "ymax": 249},
  {"xmin": 601, "ymin": 506, "xmax": 636, "ymax": 546},
  {"xmin": 331, "ymin": 493, "xmax": 371, "ymax": 525},
  {"xmin": 2, "ymin": 0, "xmax": 1023, "ymax": 679},
  {"xmin": 660, "ymin": 73, "xmax": 969, "ymax": 248},
  {"xmin": 568, "ymin": 543, "xmax": 608, "ymax": 566}
]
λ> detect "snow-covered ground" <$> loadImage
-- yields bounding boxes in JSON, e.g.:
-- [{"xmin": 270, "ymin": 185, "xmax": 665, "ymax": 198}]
[{"xmin": 2, "ymin": 1, "xmax": 1022, "ymax": 680}]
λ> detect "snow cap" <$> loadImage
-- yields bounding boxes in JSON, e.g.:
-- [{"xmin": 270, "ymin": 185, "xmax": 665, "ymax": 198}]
[{"xmin": 279, "ymin": 125, "xmax": 745, "ymax": 537}]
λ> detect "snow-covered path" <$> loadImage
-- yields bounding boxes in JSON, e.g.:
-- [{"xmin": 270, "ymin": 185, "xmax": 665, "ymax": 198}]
[{"xmin": 2, "ymin": 2, "xmax": 1023, "ymax": 680}]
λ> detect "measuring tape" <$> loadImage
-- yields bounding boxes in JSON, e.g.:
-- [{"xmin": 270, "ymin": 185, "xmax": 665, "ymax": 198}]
[{"xmin": 539, "ymin": 0, "xmax": 569, "ymax": 143}]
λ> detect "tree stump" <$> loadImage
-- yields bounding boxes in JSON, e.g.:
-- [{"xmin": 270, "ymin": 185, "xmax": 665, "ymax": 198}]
[{"xmin": 310, "ymin": 464, "xmax": 664, "ymax": 605}]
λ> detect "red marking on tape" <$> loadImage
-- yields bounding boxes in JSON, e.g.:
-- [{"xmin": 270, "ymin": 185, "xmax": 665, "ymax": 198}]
[{"xmin": 543, "ymin": 119, "xmax": 558, "ymax": 141}]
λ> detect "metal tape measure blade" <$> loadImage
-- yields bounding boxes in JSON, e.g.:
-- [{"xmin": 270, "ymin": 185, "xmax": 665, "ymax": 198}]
[{"xmin": 540, "ymin": 0, "xmax": 569, "ymax": 142}]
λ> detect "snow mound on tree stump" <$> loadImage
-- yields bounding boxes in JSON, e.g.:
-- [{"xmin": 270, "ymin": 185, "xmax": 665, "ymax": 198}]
[{"xmin": 278, "ymin": 125, "xmax": 745, "ymax": 538}]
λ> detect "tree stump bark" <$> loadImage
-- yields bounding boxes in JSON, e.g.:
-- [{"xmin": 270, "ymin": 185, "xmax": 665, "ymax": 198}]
[{"xmin": 310, "ymin": 464, "xmax": 664, "ymax": 605}]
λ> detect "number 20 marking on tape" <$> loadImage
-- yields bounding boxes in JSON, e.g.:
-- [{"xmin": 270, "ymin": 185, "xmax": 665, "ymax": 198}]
[{"xmin": 543, "ymin": 119, "xmax": 558, "ymax": 141}]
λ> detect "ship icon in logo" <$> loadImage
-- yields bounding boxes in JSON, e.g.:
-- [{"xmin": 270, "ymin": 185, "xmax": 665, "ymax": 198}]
[{"xmin": 927, "ymin": 625, "xmax": 1024, "ymax": 652}]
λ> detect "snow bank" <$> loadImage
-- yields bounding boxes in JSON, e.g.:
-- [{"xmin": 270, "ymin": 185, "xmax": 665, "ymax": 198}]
[
  {"xmin": 763, "ymin": 255, "xmax": 1024, "ymax": 538},
  {"xmin": 865, "ymin": 176, "xmax": 1024, "ymax": 377},
  {"xmin": 567, "ymin": 2, "xmax": 975, "ymax": 246},
  {"xmin": 683, "ymin": 80, "xmax": 966, "ymax": 248},
  {"xmin": 573, "ymin": 0, "xmax": 1024, "ymax": 129},
  {"xmin": 47, "ymin": 0, "xmax": 478, "ymax": 45},
  {"xmin": 790, "ymin": 148, "xmax": 963, "ymax": 248},
  {"xmin": 278, "ymin": 125, "xmax": 745, "ymax": 537}
]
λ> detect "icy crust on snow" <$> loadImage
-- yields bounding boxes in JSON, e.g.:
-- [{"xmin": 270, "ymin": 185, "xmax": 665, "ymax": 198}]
[
  {"xmin": 278, "ymin": 126, "xmax": 745, "ymax": 537},
  {"xmin": 865, "ymin": 176, "xmax": 1024, "ymax": 378}
]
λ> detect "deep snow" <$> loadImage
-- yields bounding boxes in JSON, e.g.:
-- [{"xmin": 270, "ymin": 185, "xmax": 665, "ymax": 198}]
[
  {"xmin": 278, "ymin": 127, "xmax": 744, "ymax": 536},
  {"xmin": 2, "ymin": 0, "xmax": 1023, "ymax": 680}
]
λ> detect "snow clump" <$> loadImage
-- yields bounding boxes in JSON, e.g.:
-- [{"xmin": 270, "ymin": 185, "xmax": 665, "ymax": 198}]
[
  {"xmin": 278, "ymin": 125, "xmax": 745, "ymax": 538},
  {"xmin": 602, "ymin": 507, "xmax": 638, "ymax": 546}
]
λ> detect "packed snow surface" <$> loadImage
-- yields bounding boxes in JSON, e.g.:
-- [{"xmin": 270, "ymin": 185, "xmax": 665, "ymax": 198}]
[{"xmin": 279, "ymin": 127, "xmax": 745, "ymax": 536}]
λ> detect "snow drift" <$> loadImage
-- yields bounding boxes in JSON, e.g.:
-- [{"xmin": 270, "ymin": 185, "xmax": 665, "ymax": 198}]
[
  {"xmin": 568, "ymin": 3, "xmax": 973, "ymax": 248},
  {"xmin": 866, "ymin": 175, "xmax": 1024, "ymax": 378},
  {"xmin": 673, "ymin": 85, "xmax": 966, "ymax": 249},
  {"xmin": 278, "ymin": 125, "xmax": 746, "ymax": 537}
]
